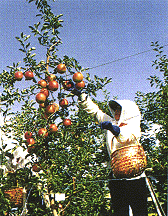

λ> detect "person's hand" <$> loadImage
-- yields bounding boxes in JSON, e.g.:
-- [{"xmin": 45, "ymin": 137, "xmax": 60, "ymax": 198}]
[
  {"xmin": 101, "ymin": 121, "xmax": 112, "ymax": 130},
  {"xmin": 100, "ymin": 121, "xmax": 120, "ymax": 136},
  {"xmin": 64, "ymin": 80, "xmax": 82, "ymax": 96}
]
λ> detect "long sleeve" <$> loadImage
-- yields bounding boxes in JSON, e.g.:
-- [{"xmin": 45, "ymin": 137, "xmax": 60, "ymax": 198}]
[{"xmin": 79, "ymin": 93, "xmax": 114, "ymax": 123}]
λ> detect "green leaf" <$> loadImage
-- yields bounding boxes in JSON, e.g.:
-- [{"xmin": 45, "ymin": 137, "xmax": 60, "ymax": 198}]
[
  {"xmin": 21, "ymin": 32, "xmax": 24, "ymax": 38},
  {"xmin": 26, "ymin": 42, "xmax": 31, "ymax": 48},
  {"xmin": 24, "ymin": 35, "xmax": 31, "ymax": 41},
  {"xmin": 19, "ymin": 48, "xmax": 26, "ymax": 53},
  {"xmin": 15, "ymin": 36, "xmax": 21, "ymax": 41},
  {"xmin": 31, "ymin": 53, "xmax": 36, "ymax": 57}
]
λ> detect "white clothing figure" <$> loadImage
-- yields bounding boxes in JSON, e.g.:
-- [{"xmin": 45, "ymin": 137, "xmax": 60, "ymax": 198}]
[
  {"xmin": 79, "ymin": 93, "xmax": 142, "ymax": 156},
  {"xmin": 78, "ymin": 93, "xmax": 148, "ymax": 215}
]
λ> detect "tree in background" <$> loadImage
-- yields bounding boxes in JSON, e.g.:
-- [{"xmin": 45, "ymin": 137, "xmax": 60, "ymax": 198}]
[
  {"xmin": 135, "ymin": 41, "xmax": 168, "ymax": 214},
  {"xmin": 0, "ymin": 0, "xmax": 112, "ymax": 215}
]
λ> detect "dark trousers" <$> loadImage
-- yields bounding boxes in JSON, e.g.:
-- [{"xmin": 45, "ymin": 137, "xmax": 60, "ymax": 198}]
[{"xmin": 109, "ymin": 177, "xmax": 148, "ymax": 216}]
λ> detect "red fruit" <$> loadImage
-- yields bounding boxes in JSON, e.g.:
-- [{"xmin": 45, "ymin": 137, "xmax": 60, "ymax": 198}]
[
  {"xmin": 63, "ymin": 80, "xmax": 73, "ymax": 90},
  {"xmin": 49, "ymin": 124, "xmax": 58, "ymax": 133},
  {"xmin": 40, "ymin": 88, "xmax": 49, "ymax": 97},
  {"xmin": 24, "ymin": 70, "xmax": 34, "ymax": 80},
  {"xmin": 59, "ymin": 98, "xmax": 68, "ymax": 108},
  {"xmin": 53, "ymin": 103, "xmax": 59, "ymax": 112},
  {"xmin": 46, "ymin": 74, "xmax": 56, "ymax": 82},
  {"xmin": 48, "ymin": 80, "xmax": 59, "ymax": 91},
  {"xmin": 75, "ymin": 81, "xmax": 85, "ymax": 90},
  {"xmin": 14, "ymin": 71, "xmax": 23, "ymax": 81},
  {"xmin": 26, "ymin": 138, "xmax": 35, "ymax": 146},
  {"xmin": 38, "ymin": 80, "xmax": 47, "ymax": 88},
  {"xmin": 36, "ymin": 92, "xmax": 47, "ymax": 104},
  {"xmin": 63, "ymin": 119, "xmax": 71, "ymax": 126},
  {"xmin": 32, "ymin": 162, "xmax": 41, "ymax": 172},
  {"xmin": 45, "ymin": 104, "xmax": 57, "ymax": 115},
  {"xmin": 73, "ymin": 72, "xmax": 83, "ymax": 83},
  {"xmin": 24, "ymin": 131, "xmax": 32, "ymax": 139},
  {"xmin": 38, "ymin": 128, "xmax": 48, "ymax": 137},
  {"xmin": 57, "ymin": 63, "xmax": 66, "ymax": 74}
]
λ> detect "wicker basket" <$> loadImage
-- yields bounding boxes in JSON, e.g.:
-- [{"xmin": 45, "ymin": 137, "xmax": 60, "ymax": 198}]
[
  {"xmin": 111, "ymin": 144, "xmax": 147, "ymax": 179},
  {"xmin": 4, "ymin": 187, "xmax": 23, "ymax": 206}
]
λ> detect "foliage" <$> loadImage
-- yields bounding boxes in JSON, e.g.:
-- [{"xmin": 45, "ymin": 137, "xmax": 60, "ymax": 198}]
[
  {"xmin": 135, "ymin": 41, "xmax": 168, "ymax": 213},
  {"xmin": 0, "ymin": 0, "xmax": 112, "ymax": 215}
]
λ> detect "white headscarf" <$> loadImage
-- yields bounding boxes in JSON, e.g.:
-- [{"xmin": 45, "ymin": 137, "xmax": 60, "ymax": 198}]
[
  {"xmin": 109, "ymin": 99, "xmax": 141, "ymax": 126},
  {"xmin": 107, "ymin": 99, "xmax": 142, "ymax": 155}
]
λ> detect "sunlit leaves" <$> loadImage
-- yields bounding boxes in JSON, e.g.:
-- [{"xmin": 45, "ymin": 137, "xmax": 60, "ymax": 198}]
[
  {"xmin": 0, "ymin": 0, "xmax": 112, "ymax": 215},
  {"xmin": 135, "ymin": 42, "xmax": 168, "ymax": 213}
]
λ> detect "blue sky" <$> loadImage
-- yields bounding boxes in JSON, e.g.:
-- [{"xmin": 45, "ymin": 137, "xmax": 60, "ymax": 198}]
[{"xmin": 0, "ymin": 0, "xmax": 168, "ymax": 102}]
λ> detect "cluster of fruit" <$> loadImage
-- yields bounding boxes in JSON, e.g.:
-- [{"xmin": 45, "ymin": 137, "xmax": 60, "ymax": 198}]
[
  {"xmin": 14, "ymin": 70, "xmax": 34, "ymax": 81},
  {"xmin": 14, "ymin": 63, "xmax": 85, "ymax": 159},
  {"xmin": 35, "ymin": 64, "xmax": 84, "ymax": 124},
  {"xmin": 14, "ymin": 63, "xmax": 84, "ymax": 118}
]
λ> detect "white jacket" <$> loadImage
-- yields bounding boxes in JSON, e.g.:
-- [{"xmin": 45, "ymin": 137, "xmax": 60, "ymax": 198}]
[{"xmin": 79, "ymin": 93, "xmax": 141, "ymax": 158}]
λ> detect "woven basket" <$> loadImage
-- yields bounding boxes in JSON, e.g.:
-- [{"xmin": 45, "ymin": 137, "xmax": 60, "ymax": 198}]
[
  {"xmin": 4, "ymin": 187, "xmax": 23, "ymax": 206},
  {"xmin": 111, "ymin": 144, "xmax": 147, "ymax": 178}
]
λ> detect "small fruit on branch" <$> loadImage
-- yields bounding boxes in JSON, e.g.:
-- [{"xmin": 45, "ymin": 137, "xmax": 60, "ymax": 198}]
[
  {"xmin": 14, "ymin": 71, "xmax": 23, "ymax": 81},
  {"xmin": 63, "ymin": 118, "xmax": 71, "ymax": 126},
  {"xmin": 75, "ymin": 81, "xmax": 85, "ymax": 90},
  {"xmin": 59, "ymin": 98, "xmax": 69, "ymax": 108},
  {"xmin": 24, "ymin": 131, "xmax": 32, "ymax": 139},
  {"xmin": 46, "ymin": 74, "xmax": 56, "ymax": 82},
  {"xmin": 57, "ymin": 63, "xmax": 66, "ymax": 74},
  {"xmin": 38, "ymin": 128, "xmax": 48, "ymax": 137},
  {"xmin": 53, "ymin": 103, "xmax": 59, "ymax": 111},
  {"xmin": 36, "ymin": 92, "xmax": 47, "ymax": 104},
  {"xmin": 24, "ymin": 70, "xmax": 34, "ymax": 80},
  {"xmin": 26, "ymin": 138, "xmax": 35, "ymax": 146},
  {"xmin": 38, "ymin": 79, "xmax": 47, "ymax": 88},
  {"xmin": 45, "ymin": 103, "xmax": 59, "ymax": 115},
  {"xmin": 73, "ymin": 72, "xmax": 83, "ymax": 83},
  {"xmin": 49, "ymin": 124, "xmax": 58, "ymax": 133},
  {"xmin": 63, "ymin": 80, "xmax": 74, "ymax": 90},
  {"xmin": 48, "ymin": 80, "xmax": 59, "ymax": 91},
  {"xmin": 32, "ymin": 162, "xmax": 41, "ymax": 172},
  {"xmin": 40, "ymin": 88, "xmax": 49, "ymax": 98}
]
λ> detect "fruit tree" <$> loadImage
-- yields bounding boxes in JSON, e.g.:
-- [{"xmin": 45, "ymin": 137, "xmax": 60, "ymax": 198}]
[
  {"xmin": 135, "ymin": 42, "xmax": 168, "ymax": 214},
  {"xmin": 0, "ymin": 0, "xmax": 112, "ymax": 215}
]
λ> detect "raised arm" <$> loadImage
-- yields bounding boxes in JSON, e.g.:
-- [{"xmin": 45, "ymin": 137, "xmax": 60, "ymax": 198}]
[{"xmin": 79, "ymin": 93, "xmax": 114, "ymax": 123}]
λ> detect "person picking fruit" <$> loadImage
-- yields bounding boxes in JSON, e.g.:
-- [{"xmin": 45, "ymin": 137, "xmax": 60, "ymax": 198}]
[{"xmin": 70, "ymin": 87, "xmax": 148, "ymax": 216}]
